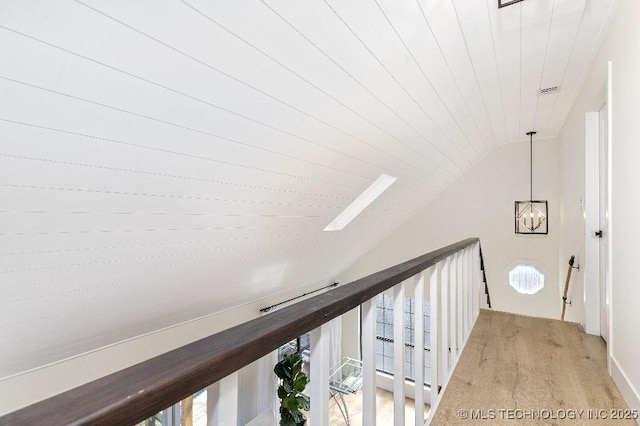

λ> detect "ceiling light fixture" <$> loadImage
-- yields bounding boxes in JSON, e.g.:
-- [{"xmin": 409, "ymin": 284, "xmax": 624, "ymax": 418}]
[
  {"xmin": 323, "ymin": 174, "xmax": 397, "ymax": 231},
  {"xmin": 515, "ymin": 132, "xmax": 548, "ymax": 234}
]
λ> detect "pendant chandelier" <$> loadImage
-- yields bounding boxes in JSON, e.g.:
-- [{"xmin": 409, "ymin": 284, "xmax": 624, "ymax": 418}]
[{"xmin": 515, "ymin": 131, "xmax": 548, "ymax": 234}]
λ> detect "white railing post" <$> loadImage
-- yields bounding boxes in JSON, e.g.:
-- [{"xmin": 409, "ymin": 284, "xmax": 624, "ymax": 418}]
[
  {"xmin": 310, "ymin": 323, "xmax": 330, "ymax": 426},
  {"xmin": 393, "ymin": 281, "xmax": 406, "ymax": 426},
  {"xmin": 456, "ymin": 252, "xmax": 464, "ymax": 357},
  {"xmin": 461, "ymin": 248, "xmax": 468, "ymax": 339},
  {"xmin": 207, "ymin": 372, "xmax": 238, "ymax": 426},
  {"xmin": 464, "ymin": 247, "xmax": 471, "ymax": 339},
  {"xmin": 449, "ymin": 253, "xmax": 458, "ymax": 360},
  {"xmin": 361, "ymin": 298, "xmax": 377, "ymax": 426},
  {"xmin": 469, "ymin": 247, "xmax": 474, "ymax": 332},
  {"xmin": 207, "ymin": 383, "xmax": 216, "ymax": 426},
  {"xmin": 474, "ymin": 243, "xmax": 481, "ymax": 318},
  {"xmin": 429, "ymin": 263, "xmax": 441, "ymax": 410},
  {"xmin": 441, "ymin": 256, "xmax": 450, "ymax": 379},
  {"xmin": 414, "ymin": 272, "xmax": 425, "ymax": 426}
]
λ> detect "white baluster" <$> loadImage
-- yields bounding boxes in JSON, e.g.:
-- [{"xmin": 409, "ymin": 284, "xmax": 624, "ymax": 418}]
[
  {"xmin": 471, "ymin": 246, "xmax": 477, "ymax": 319},
  {"xmin": 450, "ymin": 253, "xmax": 458, "ymax": 360},
  {"xmin": 441, "ymin": 256, "xmax": 450, "ymax": 378},
  {"xmin": 429, "ymin": 263, "xmax": 441, "ymax": 410},
  {"xmin": 467, "ymin": 246, "xmax": 476, "ymax": 337},
  {"xmin": 361, "ymin": 298, "xmax": 377, "ymax": 426},
  {"xmin": 463, "ymin": 248, "xmax": 471, "ymax": 339},
  {"xmin": 456, "ymin": 252, "xmax": 464, "ymax": 356},
  {"xmin": 414, "ymin": 272, "xmax": 425, "ymax": 426},
  {"xmin": 310, "ymin": 323, "xmax": 330, "ymax": 426},
  {"xmin": 206, "ymin": 383, "xmax": 216, "ymax": 426},
  {"xmin": 474, "ymin": 243, "xmax": 481, "ymax": 319},
  {"xmin": 393, "ymin": 281, "xmax": 406, "ymax": 426},
  {"xmin": 207, "ymin": 372, "xmax": 238, "ymax": 426},
  {"xmin": 460, "ymin": 249, "xmax": 467, "ymax": 340}
]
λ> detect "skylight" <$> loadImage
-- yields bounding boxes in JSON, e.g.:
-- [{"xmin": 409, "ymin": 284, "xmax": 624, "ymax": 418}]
[{"xmin": 323, "ymin": 174, "xmax": 397, "ymax": 231}]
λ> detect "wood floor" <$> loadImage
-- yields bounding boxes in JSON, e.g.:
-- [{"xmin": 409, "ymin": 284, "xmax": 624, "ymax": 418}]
[
  {"xmin": 432, "ymin": 309, "xmax": 635, "ymax": 425},
  {"xmin": 303, "ymin": 388, "xmax": 428, "ymax": 425},
  {"xmin": 329, "ymin": 388, "xmax": 429, "ymax": 426}
]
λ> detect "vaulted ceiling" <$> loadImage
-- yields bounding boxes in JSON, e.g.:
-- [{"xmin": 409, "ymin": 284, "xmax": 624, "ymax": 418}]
[{"xmin": 0, "ymin": 0, "xmax": 613, "ymax": 377}]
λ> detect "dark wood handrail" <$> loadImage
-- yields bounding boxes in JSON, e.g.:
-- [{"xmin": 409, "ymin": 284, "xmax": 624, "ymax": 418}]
[{"xmin": 1, "ymin": 237, "xmax": 480, "ymax": 425}]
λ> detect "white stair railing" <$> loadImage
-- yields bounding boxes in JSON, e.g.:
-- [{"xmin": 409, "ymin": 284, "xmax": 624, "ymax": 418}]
[{"xmin": 306, "ymin": 241, "xmax": 485, "ymax": 425}]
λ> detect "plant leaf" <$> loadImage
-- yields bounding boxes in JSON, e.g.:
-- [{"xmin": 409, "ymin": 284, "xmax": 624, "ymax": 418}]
[
  {"xmin": 274, "ymin": 362, "xmax": 286, "ymax": 379},
  {"xmin": 286, "ymin": 398, "xmax": 299, "ymax": 412},
  {"xmin": 292, "ymin": 410, "xmax": 306, "ymax": 423},
  {"xmin": 277, "ymin": 386, "xmax": 288, "ymax": 399},
  {"xmin": 292, "ymin": 357, "xmax": 302, "ymax": 374},
  {"xmin": 279, "ymin": 407, "xmax": 297, "ymax": 426},
  {"xmin": 293, "ymin": 375, "xmax": 307, "ymax": 392},
  {"xmin": 297, "ymin": 395, "xmax": 310, "ymax": 411}
]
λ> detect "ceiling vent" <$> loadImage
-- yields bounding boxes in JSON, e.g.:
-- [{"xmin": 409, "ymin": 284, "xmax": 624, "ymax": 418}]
[
  {"xmin": 538, "ymin": 86, "xmax": 560, "ymax": 96},
  {"xmin": 498, "ymin": 0, "xmax": 525, "ymax": 8}
]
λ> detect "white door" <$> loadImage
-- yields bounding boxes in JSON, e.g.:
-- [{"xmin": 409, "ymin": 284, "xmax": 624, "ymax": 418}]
[{"xmin": 598, "ymin": 103, "xmax": 610, "ymax": 343}]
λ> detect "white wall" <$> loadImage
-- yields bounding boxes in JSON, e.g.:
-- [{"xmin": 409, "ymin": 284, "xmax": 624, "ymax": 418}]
[
  {"xmin": 556, "ymin": 0, "xmax": 640, "ymax": 414},
  {"xmin": 337, "ymin": 140, "xmax": 561, "ymax": 357}
]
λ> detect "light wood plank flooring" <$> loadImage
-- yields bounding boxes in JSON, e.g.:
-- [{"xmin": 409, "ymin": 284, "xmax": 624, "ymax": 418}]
[
  {"xmin": 304, "ymin": 388, "xmax": 429, "ymax": 425},
  {"xmin": 432, "ymin": 309, "xmax": 635, "ymax": 425},
  {"xmin": 329, "ymin": 388, "xmax": 428, "ymax": 426}
]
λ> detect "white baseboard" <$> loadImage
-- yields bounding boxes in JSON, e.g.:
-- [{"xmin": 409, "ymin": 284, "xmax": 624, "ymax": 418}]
[{"xmin": 611, "ymin": 355, "xmax": 640, "ymax": 426}]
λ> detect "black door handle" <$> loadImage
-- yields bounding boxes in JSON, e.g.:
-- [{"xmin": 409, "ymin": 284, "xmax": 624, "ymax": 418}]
[{"xmin": 595, "ymin": 230, "xmax": 603, "ymax": 238}]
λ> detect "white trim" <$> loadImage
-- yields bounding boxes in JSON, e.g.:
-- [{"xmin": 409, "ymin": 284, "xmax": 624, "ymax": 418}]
[
  {"xmin": 584, "ymin": 111, "xmax": 601, "ymax": 335},
  {"xmin": 606, "ymin": 61, "xmax": 614, "ymax": 374},
  {"xmin": 611, "ymin": 355, "xmax": 640, "ymax": 425}
]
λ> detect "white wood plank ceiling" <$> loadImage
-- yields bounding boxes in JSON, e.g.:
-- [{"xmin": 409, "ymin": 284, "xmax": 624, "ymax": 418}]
[{"xmin": 0, "ymin": 0, "xmax": 613, "ymax": 376}]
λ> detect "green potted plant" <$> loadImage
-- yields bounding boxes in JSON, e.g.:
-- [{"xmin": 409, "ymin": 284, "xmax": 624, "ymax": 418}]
[{"xmin": 274, "ymin": 353, "xmax": 310, "ymax": 426}]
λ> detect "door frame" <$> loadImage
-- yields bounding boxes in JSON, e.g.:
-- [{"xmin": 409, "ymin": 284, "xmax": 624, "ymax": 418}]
[
  {"xmin": 584, "ymin": 108, "xmax": 600, "ymax": 336},
  {"xmin": 584, "ymin": 62, "xmax": 613, "ymax": 372}
]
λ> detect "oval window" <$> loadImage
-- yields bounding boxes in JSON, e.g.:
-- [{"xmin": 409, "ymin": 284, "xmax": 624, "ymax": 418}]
[{"xmin": 508, "ymin": 264, "xmax": 544, "ymax": 295}]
